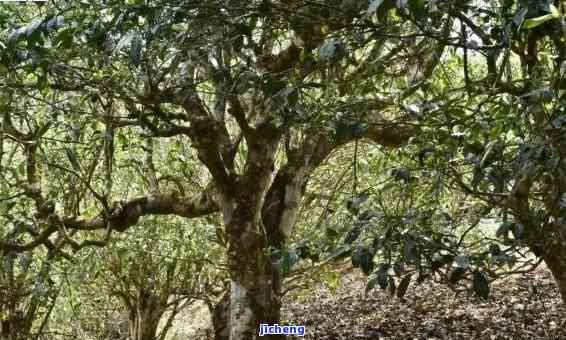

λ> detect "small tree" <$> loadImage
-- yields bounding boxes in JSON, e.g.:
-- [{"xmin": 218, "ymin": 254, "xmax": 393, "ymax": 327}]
[
  {"xmin": 50, "ymin": 217, "xmax": 225, "ymax": 340},
  {"xmin": 0, "ymin": 246, "xmax": 63, "ymax": 340}
]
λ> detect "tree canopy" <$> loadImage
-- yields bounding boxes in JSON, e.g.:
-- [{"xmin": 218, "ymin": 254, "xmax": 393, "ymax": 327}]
[{"xmin": 1, "ymin": 0, "xmax": 566, "ymax": 339}]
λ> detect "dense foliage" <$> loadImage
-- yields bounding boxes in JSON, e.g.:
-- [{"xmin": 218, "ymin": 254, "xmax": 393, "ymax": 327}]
[{"xmin": 0, "ymin": 1, "xmax": 565, "ymax": 339}]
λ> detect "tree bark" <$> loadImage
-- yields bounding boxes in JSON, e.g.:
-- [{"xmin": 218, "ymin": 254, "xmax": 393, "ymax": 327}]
[
  {"xmin": 221, "ymin": 198, "xmax": 283, "ymax": 340},
  {"xmin": 127, "ymin": 294, "xmax": 165, "ymax": 340},
  {"xmin": 212, "ymin": 134, "xmax": 340, "ymax": 339},
  {"xmin": 0, "ymin": 315, "xmax": 32, "ymax": 340},
  {"xmin": 541, "ymin": 242, "xmax": 566, "ymax": 304},
  {"xmin": 213, "ymin": 196, "xmax": 289, "ymax": 340},
  {"xmin": 128, "ymin": 310, "xmax": 160, "ymax": 340},
  {"xmin": 211, "ymin": 291, "xmax": 230, "ymax": 340}
]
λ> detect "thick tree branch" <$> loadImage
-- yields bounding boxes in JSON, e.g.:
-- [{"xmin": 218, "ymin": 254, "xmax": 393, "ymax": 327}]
[
  {"xmin": 64, "ymin": 189, "xmax": 220, "ymax": 232},
  {"xmin": 0, "ymin": 185, "xmax": 220, "ymax": 252}
]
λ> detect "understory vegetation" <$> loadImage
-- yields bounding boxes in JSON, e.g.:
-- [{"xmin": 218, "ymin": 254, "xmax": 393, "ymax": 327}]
[{"xmin": 1, "ymin": 0, "xmax": 566, "ymax": 339}]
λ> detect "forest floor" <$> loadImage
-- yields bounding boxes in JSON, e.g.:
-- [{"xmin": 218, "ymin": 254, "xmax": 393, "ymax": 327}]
[{"xmin": 282, "ymin": 262, "xmax": 565, "ymax": 340}]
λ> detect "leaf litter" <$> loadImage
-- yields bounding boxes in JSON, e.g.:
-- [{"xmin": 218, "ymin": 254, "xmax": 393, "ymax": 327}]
[{"xmin": 282, "ymin": 264, "xmax": 565, "ymax": 339}]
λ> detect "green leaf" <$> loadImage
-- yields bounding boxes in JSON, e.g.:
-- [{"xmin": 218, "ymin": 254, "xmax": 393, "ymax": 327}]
[
  {"xmin": 319, "ymin": 39, "xmax": 338, "ymax": 61},
  {"xmin": 472, "ymin": 271, "xmax": 490, "ymax": 299},
  {"xmin": 54, "ymin": 28, "xmax": 74, "ymax": 48},
  {"xmin": 449, "ymin": 267, "xmax": 466, "ymax": 284},
  {"xmin": 2, "ymin": 201, "xmax": 16, "ymax": 214},
  {"xmin": 377, "ymin": 263, "xmax": 388, "ymax": 290},
  {"xmin": 352, "ymin": 246, "xmax": 374, "ymax": 275},
  {"xmin": 367, "ymin": 0, "xmax": 385, "ymax": 17},
  {"xmin": 262, "ymin": 77, "xmax": 286, "ymax": 97},
  {"xmin": 403, "ymin": 238, "xmax": 419, "ymax": 264},
  {"xmin": 343, "ymin": 225, "xmax": 362, "ymax": 244},
  {"xmin": 325, "ymin": 226, "xmax": 340, "ymax": 240},
  {"xmin": 453, "ymin": 255, "xmax": 470, "ymax": 269},
  {"xmin": 496, "ymin": 222, "xmax": 512, "ymax": 239},
  {"xmin": 130, "ymin": 32, "xmax": 143, "ymax": 66},
  {"xmin": 523, "ymin": 5, "xmax": 560, "ymax": 29},
  {"xmin": 366, "ymin": 274, "xmax": 378, "ymax": 292},
  {"xmin": 408, "ymin": 0, "xmax": 426, "ymax": 17},
  {"xmin": 25, "ymin": 18, "xmax": 43, "ymax": 38},
  {"xmin": 328, "ymin": 244, "xmax": 352, "ymax": 261},
  {"xmin": 117, "ymin": 133, "xmax": 128, "ymax": 147},
  {"xmin": 512, "ymin": 8, "xmax": 528, "ymax": 28},
  {"xmin": 367, "ymin": 263, "xmax": 389, "ymax": 292},
  {"xmin": 550, "ymin": 4, "xmax": 560, "ymax": 17},
  {"xmin": 512, "ymin": 223, "xmax": 525, "ymax": 240},
  {"xmin": 65, "ymin": 148, "xmax": 81, "ymax": 172},
  {"xmin": 271, "ymin": 248, "xmax": 298, "ymax": 275},
  {"xmin": 388, "ymin": 276, "xmax": 396, "ymax": 296},
  {"xmin": 346, "ymin": 191, "xmax": 369, "ymax": 213},
  {"xmin": 397, "ymin": 274, "xmax": 411, "ymax": 299},
  {"xmin": 322, "ymin": 271, "xmax": 341, "ymax": 294}
]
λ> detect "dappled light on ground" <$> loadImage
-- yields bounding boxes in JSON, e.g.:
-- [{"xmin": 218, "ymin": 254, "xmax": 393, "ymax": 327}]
[{"xmin": 283, "ymin": 266, "xmax": 564, "ymax": 339}]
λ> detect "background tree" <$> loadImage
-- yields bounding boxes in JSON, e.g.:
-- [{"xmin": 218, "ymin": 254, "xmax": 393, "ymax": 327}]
[
  {"xmin": 332, "ymin": 0, "xmax": 566, "ymax": 313},
  {"xmin": 0, "ymin": 246, "xmax": 62, "ymax": 340},
  {"xmin": 44, "ymin": 217, "xmax": 225, "ymax": 340},
  {"xmin": 101, "ymin": 218, "xmax": 223, "ymax": 340}
]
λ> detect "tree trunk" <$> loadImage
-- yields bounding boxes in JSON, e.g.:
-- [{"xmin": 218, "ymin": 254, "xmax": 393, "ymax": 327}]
[
  {"xmin": 216, "ymin": 188, "xmax": 284, "ymax": 339},
  {"xmin": 213, "ymin": 211, "xmax": 287, "ymax": 340},
  {"xmin": 542, "ymin": 242, "xmax": 566, "ymax": 305},
  {"xmin": 209, "ymin": 131, "xmax": 324, "ymax": 339},
  {"xmin": 0, "ymin": 315, "xmax": 31, "ymax": 340},
  {"xmin": 128, "ymin": 310, "xmax": 160, "ymax": 340},
  {"xmin": 212, "ymin": 238, "xmax": 285, "ymax": 340},
  {"xmin": 211, "ymin": 291, "xmax": 230, "ymax": 340},
  {"xmin": 127, "ymin": 295, "xmax": 165, "ymax": 340},
  {"xmin": 225, "ymin": 218, "xmax": 283, "ymax": 340}
]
